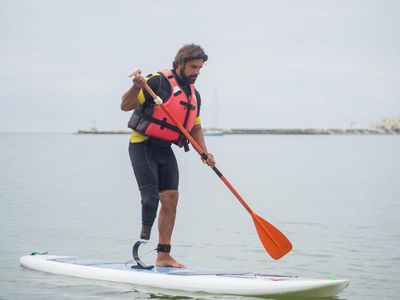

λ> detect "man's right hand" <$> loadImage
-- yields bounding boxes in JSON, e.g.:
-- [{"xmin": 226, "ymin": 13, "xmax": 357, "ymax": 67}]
[
  {"xmin": 132, "ymin": 74, "xmax": 147, "ymax": 89},
  {"xmin": 121, "ymin": 75, "xmax": 146, "ymax": 111}
]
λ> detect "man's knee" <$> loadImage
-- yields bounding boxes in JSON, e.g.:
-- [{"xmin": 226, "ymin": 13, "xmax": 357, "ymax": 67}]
[{"xmin": 160, "ymin": 190, "xmax": 179, "ymax": 212}]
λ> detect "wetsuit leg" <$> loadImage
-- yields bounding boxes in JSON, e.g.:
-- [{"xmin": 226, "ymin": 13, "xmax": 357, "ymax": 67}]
[
  {"xmin": 129, "ymin": 142, "xmax": 160, "ymax": 228},
  {"xmin": 129, "ymin": 140, "xmax": 180, "ymax": 241},
  {"xmin": 158, "ymin": 146, "xmax": 179, "ymax": 192}
]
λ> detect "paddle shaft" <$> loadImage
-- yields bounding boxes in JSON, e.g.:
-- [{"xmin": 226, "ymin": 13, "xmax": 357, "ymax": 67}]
[{"xmin": 142, "ymin": 83, "xmax": 254, "ymax": 216}]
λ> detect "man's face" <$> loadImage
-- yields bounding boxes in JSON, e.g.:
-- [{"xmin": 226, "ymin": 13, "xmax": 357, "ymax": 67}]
[{"xmin": 177, "ymin": 59, "xmax": 204, "ymax": 84}]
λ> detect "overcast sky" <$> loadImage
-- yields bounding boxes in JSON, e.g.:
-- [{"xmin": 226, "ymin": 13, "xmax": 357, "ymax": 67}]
[{"xmin": 0, "ymin": 0, "xmax": 399, "ymax": 132}]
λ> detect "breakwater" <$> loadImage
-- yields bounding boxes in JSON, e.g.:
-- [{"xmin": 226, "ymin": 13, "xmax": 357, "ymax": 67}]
[
  {"xmin": 76, "ymin": 128, "xmax": 399, "ymax": 135},
  {"xmin": 224, "ymin": 128, "xmax": 399, "ymax": 135}
]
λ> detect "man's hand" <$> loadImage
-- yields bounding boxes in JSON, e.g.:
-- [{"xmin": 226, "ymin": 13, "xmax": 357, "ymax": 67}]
[
  {"xmin": 202, "ymin": 152, "xmax": 216, "ymax": 167},
  {"xmin": 133, "ymin": 74, "xmax": 147, "ymax": 89},
  {"xmin": 121, "ymin": 74, "xmax": 146, "ymax": 111}
]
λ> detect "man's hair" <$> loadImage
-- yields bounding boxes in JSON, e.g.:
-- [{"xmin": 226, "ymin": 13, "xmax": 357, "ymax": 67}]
[{"xmin": 172, "ymin": 44, "xmax": 208, "ymax": 68}]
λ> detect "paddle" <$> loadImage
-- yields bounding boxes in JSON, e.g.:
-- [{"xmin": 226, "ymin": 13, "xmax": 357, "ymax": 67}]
[{"xmin": 128, "ymin": 68, "xmax": 292, "ymax": 260}]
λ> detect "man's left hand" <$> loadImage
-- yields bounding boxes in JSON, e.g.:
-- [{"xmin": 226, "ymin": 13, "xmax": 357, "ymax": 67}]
[{"xmin": 202, "ymin": 153, "xmax": 216, "ymax": 167}]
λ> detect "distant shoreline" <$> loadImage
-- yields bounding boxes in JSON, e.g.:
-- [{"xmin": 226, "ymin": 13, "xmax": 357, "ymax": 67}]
[{"xmin": 76, "ymin": 128, "xmax": 399, "ymax": 135}]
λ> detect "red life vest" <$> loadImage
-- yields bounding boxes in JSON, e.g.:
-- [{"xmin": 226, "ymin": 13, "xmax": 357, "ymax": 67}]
[{"xmin": 128, "ymin": 69, "xmax": 198, "ymax": 147}]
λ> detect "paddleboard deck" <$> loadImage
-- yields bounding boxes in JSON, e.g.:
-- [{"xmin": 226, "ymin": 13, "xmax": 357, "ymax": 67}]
[{"xmin": 20, "ymin": 253, "xmax": 349, "ymax": 298}]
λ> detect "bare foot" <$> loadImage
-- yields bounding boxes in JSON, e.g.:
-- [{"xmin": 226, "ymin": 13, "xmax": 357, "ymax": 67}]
[{"xmin": 156, "ymin": 253, "xmax": 186, "ymax": 268}]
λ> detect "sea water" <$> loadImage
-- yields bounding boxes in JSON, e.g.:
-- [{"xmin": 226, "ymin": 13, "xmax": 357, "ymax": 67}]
[{"xmin": 0, "ymin": 133, "xmax": 399, "ymax": 300}]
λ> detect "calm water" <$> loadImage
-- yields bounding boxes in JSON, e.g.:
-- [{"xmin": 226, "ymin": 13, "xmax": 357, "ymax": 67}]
[{"xmin": 0, "ymin": 133, "xmax": 399, "ymax": 300}]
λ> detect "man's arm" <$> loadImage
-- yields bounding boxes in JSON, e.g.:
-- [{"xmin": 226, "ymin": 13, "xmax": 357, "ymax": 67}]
[
  {"xmin": 121, "ymin": 75, "xmax": 147, "ymax": 111},
  {"xmin": 190, "ymin": 124, "xmax": 216, "ymax": 167}
]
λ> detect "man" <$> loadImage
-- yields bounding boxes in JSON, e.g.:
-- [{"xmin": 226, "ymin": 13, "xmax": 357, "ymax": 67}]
[{"xmin": 121, "ymin": 44, "xmax": 215, "ymax": 268}]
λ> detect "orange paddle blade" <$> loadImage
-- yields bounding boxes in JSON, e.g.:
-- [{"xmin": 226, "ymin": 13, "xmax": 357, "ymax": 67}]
[{"xmin": 252, "ymin": 213, "xmax": 292, "ymax": 260}]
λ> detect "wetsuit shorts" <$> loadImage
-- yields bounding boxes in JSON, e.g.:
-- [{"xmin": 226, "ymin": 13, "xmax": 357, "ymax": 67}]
[{"xmin": 129, "ymin": 139, "xmax": 179, "ymax": 226}]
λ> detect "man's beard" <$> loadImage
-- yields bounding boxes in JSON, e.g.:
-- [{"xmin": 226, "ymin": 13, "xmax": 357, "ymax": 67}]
[{"xmin": 180, "ymin": 71, "xmax": 198, "ymax": 84}]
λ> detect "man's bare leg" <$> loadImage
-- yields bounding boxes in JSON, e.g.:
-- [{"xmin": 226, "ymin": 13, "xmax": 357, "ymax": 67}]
[{"xmin": 156, "ymin": 190, "xmax": 185, "ymax": 268}]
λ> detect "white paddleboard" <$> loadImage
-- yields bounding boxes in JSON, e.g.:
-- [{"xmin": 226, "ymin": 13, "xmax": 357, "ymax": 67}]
[{"xmin": 20, "ymin": 253, "xmax": 349, "ymax": 298}]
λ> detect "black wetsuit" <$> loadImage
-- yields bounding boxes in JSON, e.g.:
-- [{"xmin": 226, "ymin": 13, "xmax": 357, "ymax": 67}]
[{"xmin": 128, "ymin": 69, "xmax": 201, "ymax": 228}]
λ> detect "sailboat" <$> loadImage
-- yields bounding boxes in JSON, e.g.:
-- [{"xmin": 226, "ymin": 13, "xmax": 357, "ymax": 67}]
[
  {"xmin": 204, "ymin": 128, "xmax": 224, "ymax": 136},
  {"xmin": 204, "ymin": 88, "xmax": 224, "ymax": 136}
]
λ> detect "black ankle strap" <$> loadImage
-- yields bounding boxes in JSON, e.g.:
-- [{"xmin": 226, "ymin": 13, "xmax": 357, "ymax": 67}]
[{"xmin": 156, "ymin": 244, "xmax": 171, "ymax": 253}]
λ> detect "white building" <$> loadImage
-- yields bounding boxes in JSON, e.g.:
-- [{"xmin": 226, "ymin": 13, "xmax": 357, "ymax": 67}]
[{"xmin": 369, "ymin": 116, "xmax": 400, "ymax": 131}]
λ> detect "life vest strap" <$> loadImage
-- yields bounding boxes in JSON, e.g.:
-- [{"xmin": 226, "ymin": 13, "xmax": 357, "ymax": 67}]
[
  {"xmin": 182, "ymin": 139, "xmax": 190, "ymax": 152},
  {"xmin": 179, "ymin": 100, "xmax": 196, "ymax": 110},
  {"xmin": 173, "ymin": 90, "xmax": 182, "ymax": 97},
  {"xmin": 144, "ymin": 115, "xmax": 191, "ymax": 152},
  {"xmin": 140, "ymin": 113, "xmax": 181, "ymax": 133}
]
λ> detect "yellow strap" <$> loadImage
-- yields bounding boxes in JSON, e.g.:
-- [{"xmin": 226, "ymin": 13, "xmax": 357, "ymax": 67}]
[
  {"xmin": 195, "ymin": 116, "xmax": 201, "ymax": 126},
  {"xmin": 137, "ymin": 89, "xmax": 145, "ymax": 105},
  {"xmin": 130, "ymin": 131, "xmax": 149, "ymax": 143}
]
